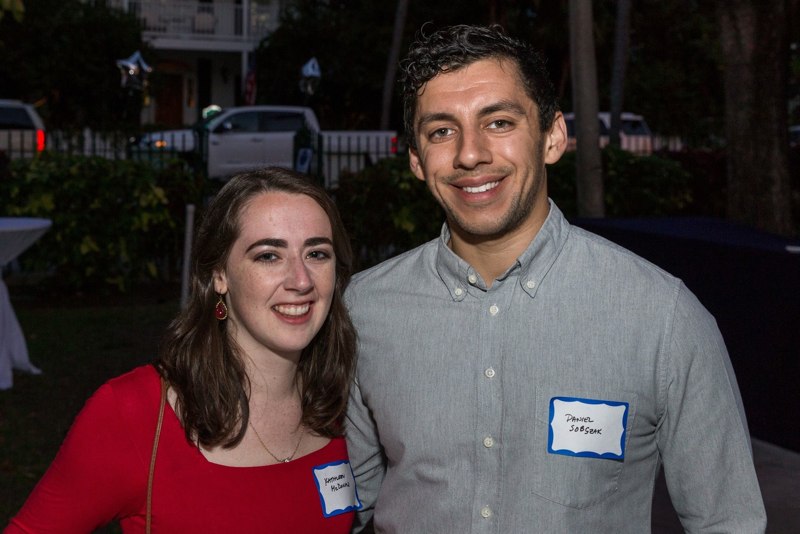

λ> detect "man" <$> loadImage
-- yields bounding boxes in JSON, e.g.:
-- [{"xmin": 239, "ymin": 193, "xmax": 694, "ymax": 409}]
[{"xmin": 345, "ymin": 24, "xmax": 765, "ymax": 533}]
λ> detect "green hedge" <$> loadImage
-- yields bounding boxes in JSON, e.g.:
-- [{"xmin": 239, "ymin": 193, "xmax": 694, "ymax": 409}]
[
  {"xmin": 548, "ymin": 145, "xmax": 694, "ymax": 218},
  {"xmin": 1, "ymin": 152, "xmax": 205, "ymax": 293},
  {"xmin": 339, "ymin": 147, "xmax": 694, "ymax": 270},
  {"xmin": 1, "ymin": 146, "xmax": 696, "ymax": 291},
  {"xmin": 335, "ymin": 157, "xmax": 444, "ymax": 271}
]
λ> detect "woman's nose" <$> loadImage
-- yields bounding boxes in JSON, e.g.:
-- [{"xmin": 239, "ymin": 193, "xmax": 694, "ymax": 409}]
[{"xmin": 285, "ymin": 257, "xmax": 313, "ymax": 292}]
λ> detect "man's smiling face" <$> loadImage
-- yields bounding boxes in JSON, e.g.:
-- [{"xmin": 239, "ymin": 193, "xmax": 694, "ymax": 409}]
[{"xmin": 409, "ymin": 57, "xmax": 564, "ymax": 242}]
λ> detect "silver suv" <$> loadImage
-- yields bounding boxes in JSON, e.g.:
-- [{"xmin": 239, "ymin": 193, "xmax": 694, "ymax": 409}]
[{"xmin": 0, "ymin": 99, "xmax": 46, "ymax": 159}]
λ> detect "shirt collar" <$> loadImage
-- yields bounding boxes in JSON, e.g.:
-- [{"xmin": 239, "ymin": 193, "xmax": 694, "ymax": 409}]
[{"xmin": 435, "ymin": 199, "xmax": 571, "ymax": 300}]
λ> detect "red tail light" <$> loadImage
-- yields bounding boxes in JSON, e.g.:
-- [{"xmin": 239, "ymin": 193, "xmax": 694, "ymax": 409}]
[
  {"xmin": 390, "ymin": 136, "xmax": 398, "ymax": 154},
  {"xmin": 36, "ymin": 129, "xmax": 45, "ymax": 152}
]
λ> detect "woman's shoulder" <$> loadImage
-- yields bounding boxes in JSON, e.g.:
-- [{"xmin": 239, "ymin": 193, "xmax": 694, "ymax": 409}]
[
  {"xmin": 104, "ymin": 363, "xmax": 160, "ymax": 391},
  {"xmin": 90, "ymin": 364, "xmax": 162, "ymax": 423}
]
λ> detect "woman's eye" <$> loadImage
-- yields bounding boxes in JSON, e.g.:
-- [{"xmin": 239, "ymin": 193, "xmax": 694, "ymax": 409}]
[
  {"xmin": 307, "ymin": 250, "xmax": 332, "ymax": 260},
  {"xmin": 256, "ymin": 252, "xmax": 279, "ymax": 262}
]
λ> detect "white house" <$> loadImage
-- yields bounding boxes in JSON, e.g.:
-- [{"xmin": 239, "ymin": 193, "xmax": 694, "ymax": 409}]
[{"xmin": 109, "ymin": 0, "xmax": 285, "ymax": 127}]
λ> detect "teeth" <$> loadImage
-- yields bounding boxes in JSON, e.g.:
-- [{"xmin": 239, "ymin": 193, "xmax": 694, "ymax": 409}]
[
  {"xmin": 274, "ymin": 304, "xmax": 310, "ymax": 316},
  {"xmin": 463, "ymin": 181, "xmax": 499, "ymax": 194}
]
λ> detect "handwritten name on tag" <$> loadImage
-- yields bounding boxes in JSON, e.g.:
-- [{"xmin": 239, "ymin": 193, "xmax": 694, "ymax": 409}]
[
  {"xmin": 313, "ymin": 460, "xmax": 362, "ymax": 518},
  {"xmin": 548, "ymin": 396, "xmax": 629, "ymax": 460}
]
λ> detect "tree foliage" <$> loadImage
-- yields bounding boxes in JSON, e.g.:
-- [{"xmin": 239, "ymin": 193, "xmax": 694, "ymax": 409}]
[
  {"xmin": 623, "ymin": 1, "xmax": 723, "ymax": 142},
  {"xmin": 0, "ymin": 0, "xmax": 146, "ymax": 130},
  {"xmin": 253, "ymin": 0, "xmax": 732, "ymax": 146},
  {"xmin": 254, "ymin": 0, "xmax": 396, "ymax": 129},
  {"xmin": 0, "ymin": 0, "xmax": 24, "ymax": 22},
  {"xmin": 254, "ymin": 0, "xmax": 530, "ymax": 131}
]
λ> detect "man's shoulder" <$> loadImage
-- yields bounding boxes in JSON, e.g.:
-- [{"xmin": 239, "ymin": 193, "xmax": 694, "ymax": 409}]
[
  {"xmin": 571, "ymin": 224, "xmax": 677, "ymax": 275},
  {"xmin": 563, "ymin": 224, "xmax": 684, "ymax": 296},
  {"xmin": 344, "ymin": 238, "xmax": 441, "ymax": 322},
  {"xmin": 349, "ymin": 238, "xmax": 439, "ymax": 292}
]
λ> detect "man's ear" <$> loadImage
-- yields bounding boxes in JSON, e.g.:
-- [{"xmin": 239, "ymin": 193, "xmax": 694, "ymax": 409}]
[
  {"xmin": 544, "ymin": 112, "xmax": 568, "ymax": 165},
  {"xmin": 409, "ymin": 146, "xmax": 426, "ymax": 182}
]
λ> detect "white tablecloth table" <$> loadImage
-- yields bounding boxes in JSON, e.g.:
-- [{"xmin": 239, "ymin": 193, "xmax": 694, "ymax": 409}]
[{"xmin": 0, "ymin": 217, "xmax": 51, "ymax": 390}]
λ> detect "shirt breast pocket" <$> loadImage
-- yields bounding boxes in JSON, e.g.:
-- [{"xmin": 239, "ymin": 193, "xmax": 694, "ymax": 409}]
[{"xmin": 531, "ymin": 388, "xmax": 638, "ymax": 508}]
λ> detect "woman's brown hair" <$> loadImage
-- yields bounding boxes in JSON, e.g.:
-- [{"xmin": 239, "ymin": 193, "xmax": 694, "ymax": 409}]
[{"xmin": 156, "ymin": 167, "xmax": 357, "ymax": 448}]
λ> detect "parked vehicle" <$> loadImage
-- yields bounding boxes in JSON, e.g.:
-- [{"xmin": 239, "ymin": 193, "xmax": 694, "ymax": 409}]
[
  {"xmin": 0, "ymin": 99, "xmax": 46, "ymax": 159},
  {"xmin": 132, "ymin": 105, "xmax": 397, "ymax": 187},
  {"xmin": 563, "ymin": 112, "xmax": 653, "ymax": 154}
]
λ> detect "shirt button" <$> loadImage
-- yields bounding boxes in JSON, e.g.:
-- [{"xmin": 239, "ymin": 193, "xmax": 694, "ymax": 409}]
[
  {"xmin": 526, "ymin": 280, "xmax": 536, "ymax": 289},
  {"xmin": 454, "ymin": 287, "xmax": 463, "ymax": 296},
  {"xmin": 489, "ymin": 304, "xmax": 499, "ymax": 316},
  {"xmin": 483, "ymin": 436, "xmax": 495, "ymax": 448},
  {"xmin": 480, "ymin": 506, "xmax": 492, "ymax": 518},
  {"xmin": 484, "ymin": 367, "xmax": 496, "ymax": 378},
  {"xmin": 468, "ymin": 274, "xmax": 478, "ymax": 284}
]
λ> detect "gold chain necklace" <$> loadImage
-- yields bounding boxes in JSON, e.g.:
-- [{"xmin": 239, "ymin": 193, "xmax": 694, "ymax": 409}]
[{"xmin": 248, "ymin": 421, "xmax": 303, "ymax": 463}]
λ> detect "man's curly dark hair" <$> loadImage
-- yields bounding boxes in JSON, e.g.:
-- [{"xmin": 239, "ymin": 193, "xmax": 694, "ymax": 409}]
[{"xmin": 400, "ymin": 24, "xmax": 559, "ymax": 149}]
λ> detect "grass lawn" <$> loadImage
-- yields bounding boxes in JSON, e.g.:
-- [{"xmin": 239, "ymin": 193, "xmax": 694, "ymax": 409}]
[{"xmin": 0, "ymin": 284, "xmax": 179, "ymax": 529}]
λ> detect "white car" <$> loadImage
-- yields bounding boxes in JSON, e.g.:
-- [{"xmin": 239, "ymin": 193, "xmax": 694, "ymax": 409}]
[
  {"xmin": 132, "ymin": 105, "xmax": 397, "ymax": 186},
  {"xmin": 0, "ymin": 99, "xmax": 46, "ymax": 159},
  {"xmin": 133, "ymin": 106, "xmax": 314, "ymax": 177},
  {"xmin": 563, "ymin": 112, "xmax": 653, "ymax": 154}
]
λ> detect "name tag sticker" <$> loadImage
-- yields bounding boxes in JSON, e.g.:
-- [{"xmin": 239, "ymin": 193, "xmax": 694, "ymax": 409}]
[
  {"xmin": 313, "ymin": 460, "xmax": 362, "ymax": 518},
  {"xmin": 548, "ymin": 396, "xmax": 629, "ymax": 460}
]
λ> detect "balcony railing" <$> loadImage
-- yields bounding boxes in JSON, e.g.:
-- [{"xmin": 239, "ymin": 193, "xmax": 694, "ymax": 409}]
[{"xmin": 113, "ymin": 1, "xmax": 279, "ymax": 44}]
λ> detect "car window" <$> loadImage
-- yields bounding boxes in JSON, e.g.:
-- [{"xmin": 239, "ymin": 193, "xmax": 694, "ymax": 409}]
[
  {"xmin": 622, "ymin": 119, "xmax": 651, "ymax": 135},
  {"xmin": 261, "ymin": 112, "xmax": 306, "ymax": 132},
  {"xmin": 220, "ymin": 111, "xmax": 259, "ymax": 133},
  {"xmin": 0, "ymin": 107, "xmax": 35, "ymax": 129}
]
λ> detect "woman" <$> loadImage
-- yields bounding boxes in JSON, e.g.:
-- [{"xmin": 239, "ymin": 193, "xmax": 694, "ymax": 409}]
[{"xmin": 6, "ymin": 168, "xmax": 361, "ymax": 532}]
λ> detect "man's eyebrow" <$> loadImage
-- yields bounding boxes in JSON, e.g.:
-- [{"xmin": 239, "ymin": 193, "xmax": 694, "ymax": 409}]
[
  {"xmin": 478, "ymin": 100, "xmax": 527, "ymax": 117},
  {"xmin": 416, "ymin": 112, "xmax": 457, "ymax": 130},
  {"xmin": 416, "ymin": 100, "xmax": 528, "ymax": 130}
]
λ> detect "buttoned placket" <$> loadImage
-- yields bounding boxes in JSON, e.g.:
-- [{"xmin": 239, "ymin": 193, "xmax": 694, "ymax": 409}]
[{"xmin": 471, "ymin": 272, "xmax": 517, "ymax": 532}]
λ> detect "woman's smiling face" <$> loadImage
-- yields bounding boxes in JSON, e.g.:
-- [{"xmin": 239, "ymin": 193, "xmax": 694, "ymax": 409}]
[{"xmin": 214, "ymin": 191, "xmax": 336, "ymax": 360}]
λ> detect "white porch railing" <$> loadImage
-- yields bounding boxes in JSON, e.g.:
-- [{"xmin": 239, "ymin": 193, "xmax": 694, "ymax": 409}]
[{"xmin": 110, "ymin": 1, "xmax": 279, "ymax": 44}]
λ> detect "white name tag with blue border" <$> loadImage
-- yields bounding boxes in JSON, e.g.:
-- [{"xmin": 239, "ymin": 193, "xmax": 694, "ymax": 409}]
[
  {"xmin": 548, "ymin": 396, "xmax": 629, "ymax": 460},
  {"xmin": 312, "ymin": 460, "xmax": 362, "ymax": 518}
]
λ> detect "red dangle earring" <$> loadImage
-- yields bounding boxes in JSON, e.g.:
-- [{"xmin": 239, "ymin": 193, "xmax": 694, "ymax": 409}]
[{"xmin": 214, "ymin": 295, "xmax": 228, "ymax": 321}]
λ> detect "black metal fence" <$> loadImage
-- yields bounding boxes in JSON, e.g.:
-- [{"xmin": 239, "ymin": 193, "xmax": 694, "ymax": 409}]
[
  {"xmin": 0, "ymin": 129, "xmax": 133, "ymax": 161},
  {"xmin": 3, "ymin": 128, "xmax": 689, "ymax": 166},
  {"xmin": 2, "ymin": 129, "xmax": 400, "ymax": 190},
  {"xmin": 310, "ymin": 132, "xmax": 399, "ymax": 189}
]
